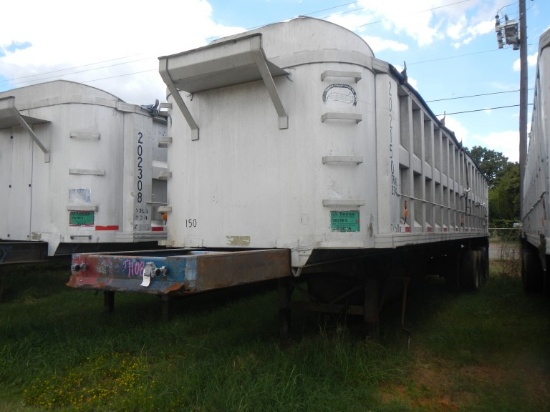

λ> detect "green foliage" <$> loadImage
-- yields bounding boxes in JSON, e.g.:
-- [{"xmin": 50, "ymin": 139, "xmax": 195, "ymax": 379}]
[
  {"xmin": 23, "ymin": 353, "xmax": 151, "ymax": 410},
  {"xmin": 490, "ymin": 219, "xmax": 517, "ymax": 229},
  {"xmin": 466, "ymin": 145, "xmax": 520, "ymax": 225},
  {"xmin": 489, "ymin": 162, "xmax": 520, "ymax": 223},
  {"xmin": 1, "ymin": 259, "xmax": 549, "ymax": 411},
  {"xmin": 466, "ymin": 145, "xmax": 510, "ymax": 187},
  {"xmin": 0, "ymin": 266, "xmax": 408, "ymax": 412}
]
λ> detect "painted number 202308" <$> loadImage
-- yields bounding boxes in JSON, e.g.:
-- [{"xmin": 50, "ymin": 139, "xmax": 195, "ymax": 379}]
[{"xmin": 137, "ymin": 132, "xmax": 144, "ymax": 203}]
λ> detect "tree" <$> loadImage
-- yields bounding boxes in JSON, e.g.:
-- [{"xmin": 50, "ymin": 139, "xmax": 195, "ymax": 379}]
[
  {"xmin": 488, "ymin": 162, "xmax": 520, "ymax": 225},
  {"xmin": 466, "ymin": 146, "xmax": 519, "ymax": 226},
  {"xmin": 466, "ymin": 146, "xmax": 510, "ymax": 188},
  {"xmin": 466, "ymin": 146, "xmax": 513, "ymax": 187}
]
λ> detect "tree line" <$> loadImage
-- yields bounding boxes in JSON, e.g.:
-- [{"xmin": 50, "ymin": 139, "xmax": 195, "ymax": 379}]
[{"xmin": 466, "ymin": 146, "xmax": 519, "ymax": 228}]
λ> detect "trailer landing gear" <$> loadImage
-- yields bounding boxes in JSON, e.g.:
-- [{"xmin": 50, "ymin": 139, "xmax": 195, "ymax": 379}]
[
  {"xmin": 102, "ymin": 290, "xmax": 172, "ymax": 321},
  {"xmin": 104, "ymin": 291, "xmax": 115, "ymax": 313},
  {"xmin": 278, "ymin": 278, "xmax": 292, "ymax": 340}
]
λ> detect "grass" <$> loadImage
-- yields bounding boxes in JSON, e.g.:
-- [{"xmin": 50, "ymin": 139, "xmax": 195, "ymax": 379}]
[{"xmin": 0, "ymin": 251, "xmax": 549, "ymax": 411}]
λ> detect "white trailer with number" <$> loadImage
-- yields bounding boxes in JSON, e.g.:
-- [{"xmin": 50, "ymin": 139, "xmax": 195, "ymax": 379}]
[
  {"xmin": 69, "ymin": 18, "xmax": 489, "ymax": 334},
  {"xmin": 0, "ymin": 80, "xmax": 168, "ymax": 259},
  {"xmin": 521, "ymin": 28, "xmax": 550, "ymax": 294}
]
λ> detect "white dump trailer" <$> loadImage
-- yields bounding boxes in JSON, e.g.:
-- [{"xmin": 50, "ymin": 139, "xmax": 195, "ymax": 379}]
[
  {"xmin": 0, "ymin": 80, "xmax": 168, "ymax": 260},
  {"xmin": 69, "ymin": 18, "xmax": 489, "ymax": 334},
  {"xmin": 521, "ymin": 28, "xmax": 550, "ymax": 294}
]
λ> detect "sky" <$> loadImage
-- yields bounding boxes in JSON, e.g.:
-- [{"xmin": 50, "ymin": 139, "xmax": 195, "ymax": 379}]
[{"xmin": 1, "ymin": 0, "xmax": 549, "ymax": 163}]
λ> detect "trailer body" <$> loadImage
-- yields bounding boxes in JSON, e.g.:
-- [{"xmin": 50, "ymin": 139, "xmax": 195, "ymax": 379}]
[
  {"xmin": 69, "ymin": 18, "xmax": 489, "ymax": 328},
  {"xmin": 0, "ymin": 81, "xmax": 168, "ymax": 260},
  {"xmin": 521, "ymin": 28, "xmax": 550, "ymax": 293},
  {"xmin": 158, "ymin": 17, "xmax": 488, "ymax": 264}
]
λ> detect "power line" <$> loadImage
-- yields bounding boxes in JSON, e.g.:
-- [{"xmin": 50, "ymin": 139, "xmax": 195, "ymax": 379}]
[
  {"xmin": 409, "ymin": 42, "xmax": 537, "ymax": 65},
  {"xmin": 243, "ymin": 1, "xmax": 358, "ymax": 31},
  {"xmin": 0, "ymin": 0, "xmax": 484, "ymax": 87},
  {"xmin": 438, "ymin": 103, "xmax": 533, "ymax": 116},
  {"xmin": 408, "ymin": 48, "xmax": 500, "ymax": 65},
  {"xmin": 0, "ymin": 54, "xmax": 149, "ymax": 87},
  {"xmin": 82, "ymin": 68, "xmax": 158, "ymax": 83},
  {"xmin": 248, "ymin": 0, "xmax": 472, "ymax": 32},
  {"xmin": 427, "ymin": 88, "xmax": 531, "ymax": 102},
  {"xmin": 355, "ymin": 0, "xmax": 472, "ymax": 28},
  {"xmin": 2, "ymin": 45, "xmax": 503, "ymax": 87},
  {"xmin": 300, "ymin": 1, "xmax": 357, "ymax": 18},
  {"xmin": 2, "ymin": 65, "xmax": 532, "ymax": 111},
  {"xmin": 0, "ymin": 0, "xmax": 521, "ymax": 89}
]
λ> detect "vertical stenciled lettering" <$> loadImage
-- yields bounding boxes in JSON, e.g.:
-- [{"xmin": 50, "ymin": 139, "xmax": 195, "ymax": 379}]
[
  {"xmin": 389, "ymin": 81, "xmax": 399, "ymax": 233},
  {"xmin": 134, "ymin": 132, "xmax": 150, "ymax": 231},
  {"xmin": 137, "ymin": 132, "xmax": 144, "ymax": 204}
]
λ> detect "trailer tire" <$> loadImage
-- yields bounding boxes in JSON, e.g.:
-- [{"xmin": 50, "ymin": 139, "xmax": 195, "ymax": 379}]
[
  {"xmin": 460, "ymin": 250, "xmax": 480, "ymax": 292},
  {"xmin": 479, "ymin": 246, "xmax": 489, "ymax": 284},
  {"xmin": 522, "ymin": 246, "xmax": 543, "ymax": 294},
  {"xmin": 445, "ymin": 250, "xmax": 461, "ymax": 291}
]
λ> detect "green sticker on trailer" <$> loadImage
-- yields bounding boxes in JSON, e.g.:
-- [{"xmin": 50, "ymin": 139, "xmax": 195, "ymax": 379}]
[
  {"xmin": 70, "ymin": 211, "xmax": 94, "ymax": 226},
  {"xmin": 330, "ymin": 211, "xmax": 359, "ymax": 232}
]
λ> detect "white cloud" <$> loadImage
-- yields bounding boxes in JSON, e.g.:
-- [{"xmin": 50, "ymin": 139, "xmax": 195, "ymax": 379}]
[
  {"xmin": 328, "ymin": 1, "xmax": 440, "ymax": 46},
  {"xmin": 473, "ymin": 130, "xmax": 519, "ymax": 162},
  {"xmin": 361, "ymin": 35, "xmax": 408, "ymax": 52},
  {"xmin": 0, "ymin": 0, "xmax": 245, "ymax": 104},
  {"xmin": 443, "ymin": 116, "xmax": 469, "ymax": 144},
  {"xmin": 407, "ymin": 76, "xmax": 419, "ymax": 90},
  {"xmin": 446, "ymin": 16, "xmax": 467, "ymax": 40},
  {"xmin": 467, "ymin": 19, "xmax": 495, "ymax": 37},
  {"xmin": 443, "ymin": 116, "xmax": 519, "ymax": 162},
  {"xmin": 453, "ymin": 19, "xmax": 496, "ymax": 47},
  {"xmin": 513, "ymin": 52, "xmax": 539, "ymax": 71},
  {"xmin": 327, "ymin": 0, "xmax": 511, "ymax": 48}
]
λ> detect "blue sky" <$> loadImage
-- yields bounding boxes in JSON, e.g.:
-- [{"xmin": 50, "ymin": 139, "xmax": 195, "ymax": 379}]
[{"xmin": 1, "ymin": 0, "xmax": 549, "ymax": 162}]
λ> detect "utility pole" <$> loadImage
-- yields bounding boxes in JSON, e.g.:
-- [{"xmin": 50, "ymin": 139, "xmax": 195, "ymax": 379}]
[
  {"xmin": 494, "ymin": 0, "xmax": 528, "ymax": 218},
  {"xmin": 519, "ymin": 0, "xmax": 528, "ymax": 219}
]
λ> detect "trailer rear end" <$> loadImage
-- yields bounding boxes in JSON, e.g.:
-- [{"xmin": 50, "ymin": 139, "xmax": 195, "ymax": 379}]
[
  {"xmin": 68, "ymin": 18, "xmax": 489, "ymax": 334},
  {"xmin": 0, "ymin": 81, "xmax": 169, "ymax": 261}
]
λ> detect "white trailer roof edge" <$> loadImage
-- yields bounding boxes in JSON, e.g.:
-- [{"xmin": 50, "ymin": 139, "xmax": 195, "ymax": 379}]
[
  {"xmin": 0, "ymin": 79, "xmax": 125, "ymax": 104},
  {"xmin": 539, "ymin": 27, "xmax": 550, "ymax": 52},
  {"xmin": 386, "ymin": 63, "xmax": 487, "ymax": 182}
]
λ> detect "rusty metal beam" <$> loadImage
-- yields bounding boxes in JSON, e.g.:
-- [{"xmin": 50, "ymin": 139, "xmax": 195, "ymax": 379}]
[{"xmin": 68, "ymin": 249, "xmax": 291, "ymax": 295}]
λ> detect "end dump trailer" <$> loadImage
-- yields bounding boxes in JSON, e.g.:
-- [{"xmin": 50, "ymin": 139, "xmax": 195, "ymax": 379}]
[
  {"xmin": 69, "ymin": 18, "xmax": 489, "ymax": 333},
  {"xmin": 0, "ymin": 80, "xmax": 169, "ymax": 263},
  {"xmin": 521, "ymin": 28, "xmax": 550, "ymax": 294}
]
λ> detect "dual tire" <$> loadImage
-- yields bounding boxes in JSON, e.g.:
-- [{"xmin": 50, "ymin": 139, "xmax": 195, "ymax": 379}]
[
  {"xmin": 460, "ymin": 249, "xmax": 485, "ymax": 292},
  {"xmin": 522, "ymin": 245, "xmax": 544, "ymax": 294}
]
